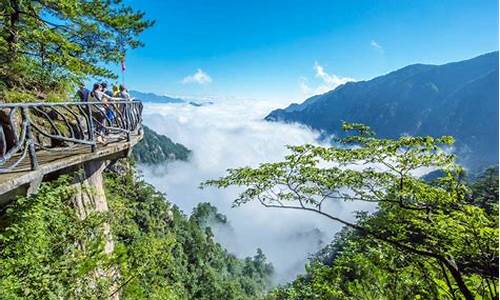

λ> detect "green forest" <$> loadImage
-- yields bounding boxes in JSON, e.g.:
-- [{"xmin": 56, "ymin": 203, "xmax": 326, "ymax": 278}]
[
  {"xmin": 132, "ymin": 126, "xmax": 191, "ymax": 165},
  {"xmin": 1, "ymin": 125, "xmax": 497, "ymax": 299},
  {"xmin": 0, "ymin": 162, "xmax": 274, "ymax": 299},
  {"xmin": 204, "ymin": 123, "xmax": 499, "ymax": 300},
  {"xmin": 268, "ymin": 167, "xmax": 498, "ymax": 299}
]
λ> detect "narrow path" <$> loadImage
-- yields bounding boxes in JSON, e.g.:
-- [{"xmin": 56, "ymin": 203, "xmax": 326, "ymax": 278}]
[{"xmin": 0, "ymin": 134, "xmax": 142, "ymax": 198}]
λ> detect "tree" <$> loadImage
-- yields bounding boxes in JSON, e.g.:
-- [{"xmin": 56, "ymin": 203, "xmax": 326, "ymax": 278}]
[
  {"xmin": 204, "ymin": 122, "xmax": 499, "ymax": 299},
  {"xmin": 0, "ymin": 0, "xmax": 153, "ymax": 101},
  {"xmin": 0, "ymin": 176, "xmax": 111, "ymax": 299},
  {"xmin": 468, "ymin": 166, "xmax": 499, "ymax": 215}
]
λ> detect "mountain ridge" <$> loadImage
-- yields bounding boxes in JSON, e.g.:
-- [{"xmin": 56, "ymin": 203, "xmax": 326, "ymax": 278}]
[
  {"xmin": 266, "ymin": 51, "xmax": 499, "ymax": 169},
  {"xmin": 129, "ymin": 90, "xmax": 185, "ymax": 103}
]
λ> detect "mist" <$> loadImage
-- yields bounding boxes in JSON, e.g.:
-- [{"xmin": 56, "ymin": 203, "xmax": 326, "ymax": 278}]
[{"xmin": 138, "ymin": 100, "xmax": 375, "ymax": 283}]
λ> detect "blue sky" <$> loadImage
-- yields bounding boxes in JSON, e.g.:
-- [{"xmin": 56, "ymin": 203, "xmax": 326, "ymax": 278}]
[{"xmin": 117, "ymin": 0, "xmax": 498, "ymax": 102}]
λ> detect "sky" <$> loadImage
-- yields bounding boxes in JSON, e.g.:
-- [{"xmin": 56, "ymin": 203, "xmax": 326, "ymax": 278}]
[{"xmin": 117, "ymin": 0, "xmax": 499, "ymax": 103}]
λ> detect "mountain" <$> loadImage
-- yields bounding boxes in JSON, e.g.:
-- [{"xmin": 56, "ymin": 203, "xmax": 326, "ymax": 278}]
[
  {"xmin": 188, "ymin": 101, "xmax": 214, "ymax": 107},
  {"xmin": 129, "ymin": 90, "xmax": 185, "ymax": 103},
  {"xmin": 266, "ymin": 52, "xmax": 499, "ymax": 169},
  {"xmin": 133, "ymin": 126, "xmax": 191, "ymax": 164}
]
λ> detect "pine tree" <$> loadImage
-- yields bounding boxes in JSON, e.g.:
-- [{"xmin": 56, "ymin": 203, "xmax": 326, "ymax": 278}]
[{"xmin": 0, "ymin": 0, "xmax": 153, "ymax": 101}]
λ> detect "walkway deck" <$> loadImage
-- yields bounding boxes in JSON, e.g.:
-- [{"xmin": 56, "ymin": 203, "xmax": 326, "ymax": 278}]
[
  {"xmin": 0, "ymin": 100, "xmax": 144, "ymax": 203},
  {"xmin": 0, "ymin": 135, "xmax": 141, "ymax": 201}
]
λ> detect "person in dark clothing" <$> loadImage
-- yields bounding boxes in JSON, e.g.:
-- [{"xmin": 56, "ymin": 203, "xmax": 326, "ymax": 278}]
[
  {"xmin": 89, "ymin": 83, "xmax": 102, "ymax": 101},
  {"xmin": 98, "ymin": 82, "xmax": 117, "ymax": 126},
  {"xmin": 101, "ymin": 82, "xmax": 114, "ymax": 97},
  {"xmin": 76, "ymin": 83, "xmax": 89, "ymax": 102}
]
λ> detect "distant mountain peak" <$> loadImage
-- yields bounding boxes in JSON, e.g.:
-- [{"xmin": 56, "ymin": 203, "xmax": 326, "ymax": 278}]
[
  {"xmin": 266, "ymin": 51, "xmax": 499, "ymax": 170},
  {"xmin": 129, "ymin": 90, "xmax": 185, "ymax": 103}
]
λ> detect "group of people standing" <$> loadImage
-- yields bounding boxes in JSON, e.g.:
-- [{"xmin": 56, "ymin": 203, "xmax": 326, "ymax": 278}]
[
  {"xmin": 76, "ymin": 82, "xmax": 131, "ymax": 102},
  {"xmin": 76, "ymin": 82, "xmax": 133, "ymax": 142}
]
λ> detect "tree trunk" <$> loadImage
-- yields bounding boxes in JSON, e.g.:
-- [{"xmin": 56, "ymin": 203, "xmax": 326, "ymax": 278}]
[
  {"xmin": 440, "ymin": 258, "xmax": 475, "ymax": 300},
  {"xmin": 439, "ymin": 260, "xmax": 457, "ymax": 300},
  {"xmin": 7, "ymin": 0, "xmax": 20, "ymax": 58}
]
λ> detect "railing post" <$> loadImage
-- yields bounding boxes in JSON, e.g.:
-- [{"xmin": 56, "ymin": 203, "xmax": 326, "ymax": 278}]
[
  {"xmin": 22, "ymin": 107, "xmax": 38, "ymax": 171},
  {"xmin": 138, "ymin": 102, "xmax": 143, "ymax": 135},
  {"xmin": 86, "ymin": 102, "xmax": 96, "ymax": 152},
  {"xmin": 125, "ymin": 102, "xmax": 131, "ymax": 142}
]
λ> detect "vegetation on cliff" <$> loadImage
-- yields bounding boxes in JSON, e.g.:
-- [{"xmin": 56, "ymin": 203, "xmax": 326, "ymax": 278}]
[
  {"xmin": 266, "ymin": 166, "xmax": 499, "ymax": 300},
  {"xmin": 0, "ymin": 162, "xmax": 273, "ymax": 299},
  {"xmin": 132, "ymin": 126, "xmax": 191, "ymax": 165},
  {"xmin": 206, "ymin": 123, "xmax": 499, "ymax": 300}
]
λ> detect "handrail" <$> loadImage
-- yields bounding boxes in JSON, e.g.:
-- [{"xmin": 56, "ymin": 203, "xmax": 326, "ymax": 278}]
[
  {"xmin": 0, "ymin": 100, "xmax": 143, "ymax": 173},
  {"xmin": 0, "ymin": 99, "xmax": 139, "ymax": 108}
]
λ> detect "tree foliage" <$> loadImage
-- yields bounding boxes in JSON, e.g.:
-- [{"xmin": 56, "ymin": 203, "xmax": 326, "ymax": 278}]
[
  {"xmin": 205, "ymin": 122, "xmax": 499, "ymax": 299},
  {"xmin": 0, "ymin": 176, "xmax": 111, "ymax": 299},
  {"xmin": 105, "ymin": 165, "xmax": 274, "ymax": 299},
  {"xmin": 0, "ymin": 0, "xmax": 153, "ymax": 101},
  {"xmin": 0, "ymin": 162, "xmax": 274, "ymax": 299}
]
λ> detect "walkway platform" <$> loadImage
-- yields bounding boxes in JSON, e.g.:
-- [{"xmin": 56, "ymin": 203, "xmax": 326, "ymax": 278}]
[{"xmin": 0, "ymin": 135, "xmax": 141, "ymax": 197}]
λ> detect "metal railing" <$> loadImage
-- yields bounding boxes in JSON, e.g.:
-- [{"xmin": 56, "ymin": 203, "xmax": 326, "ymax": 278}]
[{"xmin": 0, "ymin": 100, "xmax": 143, "ymax": 173}]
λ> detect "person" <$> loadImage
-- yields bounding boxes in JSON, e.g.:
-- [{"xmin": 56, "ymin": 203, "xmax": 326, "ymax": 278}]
[
  {"xmin": 76, "ymin": 83, "xmax": 89, "ymax": 102},
  {"xmin": 116, "ymin": 85, "xmax": 131, "ymax": 116},
  {"xmin": 88, "ymin": 83, "xmax": 102, "ymax": 102},
  {"xmin": 88, "ymin": 83, "xmax": 107, "ymax": 143},
  {"xmin": 119, "ymin": 85, "xmax": 131, "ymax": 100},
  {"xmin": 112, "ymin": 84, "xmax": 120, "ymax": 97},
  {"xmin": 102, "ymin": 82, "xmax": 114, "ymax": 98},
  {"xmin": 95, "ymin": 83, "xmax": 118, "ymax": 125}
]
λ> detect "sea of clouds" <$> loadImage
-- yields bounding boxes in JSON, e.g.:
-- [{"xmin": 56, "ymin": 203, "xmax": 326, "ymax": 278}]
[{"xmin": 139, "ymin": 99, "xmax": 374, "ymax": 283}]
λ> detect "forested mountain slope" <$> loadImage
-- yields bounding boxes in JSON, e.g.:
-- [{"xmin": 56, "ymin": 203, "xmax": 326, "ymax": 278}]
[
  {"xmin": 0, "ymin": 163, "xmax": 273, "ymax": 299},
  {"xmin": 133, "ymin": 126, "xmax": 191, "ymax": 165},
  {"xmin": 266, "ymin": 52, "xmax": 499, "ymax": 169}
]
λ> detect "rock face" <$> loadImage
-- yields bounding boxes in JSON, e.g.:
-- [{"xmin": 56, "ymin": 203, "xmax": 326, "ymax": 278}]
[
  {"xmin": 72, "ymin": 160, "xmax": 119, "ymax": 299},
  {"xmin": 266, "ymin": 52, "xmax": 499, "ymax": 170},
  {"xmin": 72, "ymin": 160, "xmax": 114, "ymax": 253}
]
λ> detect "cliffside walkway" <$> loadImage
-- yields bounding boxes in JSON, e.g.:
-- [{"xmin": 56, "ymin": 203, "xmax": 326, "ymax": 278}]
[{"xmin": 0, "ymin": 100, "xmax": 143, "ymax": 202}]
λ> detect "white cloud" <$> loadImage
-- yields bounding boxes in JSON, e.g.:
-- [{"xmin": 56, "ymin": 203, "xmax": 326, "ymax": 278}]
[
  {"xmin": 298, "ymin": 77, "xmax": 313, "ymax": 95},
  {"xmin": 299, "ymin": 63, "xmax": 354, "ymax": 97},
  {"xmin": 370, "ymin": 40, "xmax": 384, "ymax": 53},
  {"xmin": 182, "ymin": 69, "xmax": 212, "ymax": 84},
  {"xmin": 139, "ymin": 100, "xmax": 435, "ymax": 283},
  {"xmin": 139, "ymin": 100, "xmax": 373, "ymax": 283}
]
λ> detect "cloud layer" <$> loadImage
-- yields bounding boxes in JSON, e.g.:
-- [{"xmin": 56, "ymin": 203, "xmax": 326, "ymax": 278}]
[
  {"xmin": 139, "ymin": 100, "xmax": 373, "ymax": 283},
  {"xmin": 182, "ymin": 69, "xmax": 212, "ymax": 84}
]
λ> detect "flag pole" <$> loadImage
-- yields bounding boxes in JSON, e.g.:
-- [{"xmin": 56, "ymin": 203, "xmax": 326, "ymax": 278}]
[{"xmin": 121, "ymin": 58, "xmax": 126, "ymax": 86}]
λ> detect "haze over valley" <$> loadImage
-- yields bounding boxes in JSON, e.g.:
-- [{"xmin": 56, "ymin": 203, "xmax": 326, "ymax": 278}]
[
  {"xmin": 138, "ymin": 99, "xmax": 364, "ymax": 282},
  {"xmin": 133, "ymin": 51, "xmax": 499, "ymax": 284}
]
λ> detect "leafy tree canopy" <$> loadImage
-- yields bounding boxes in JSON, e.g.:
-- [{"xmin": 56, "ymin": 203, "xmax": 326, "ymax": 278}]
[
  {"xmin": 0, "ymin": 0, "xmax": 153, "ymax": 102},
  {"xmin": 205, "ymin": 122, "xmax": 499, "ymax": 300}
]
